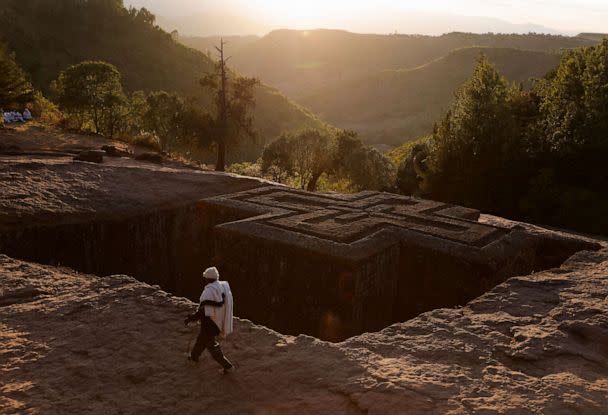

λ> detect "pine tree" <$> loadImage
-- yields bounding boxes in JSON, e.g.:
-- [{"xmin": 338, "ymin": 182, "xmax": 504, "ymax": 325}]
[
  {"xmin": 0, "ymin": 43, "xmax": 34, "ymax": 108},
  {"xmin": 425, "ymin": 55, "xmax": 521, "ymax": 210}
]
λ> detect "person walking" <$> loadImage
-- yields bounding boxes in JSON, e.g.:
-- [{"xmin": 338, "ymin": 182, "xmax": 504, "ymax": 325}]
[{"xmin": 184, "ymin": 267, "xmax": 235, "ymax": 373}]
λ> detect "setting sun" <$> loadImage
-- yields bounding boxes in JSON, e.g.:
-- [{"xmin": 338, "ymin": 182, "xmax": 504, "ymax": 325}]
[{"xmin": 244, "ymin": 0, "xmax": 374, "ymax": 26}]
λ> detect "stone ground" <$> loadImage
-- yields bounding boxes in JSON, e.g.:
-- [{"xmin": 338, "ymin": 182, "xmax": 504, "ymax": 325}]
[
  {"xmin": 0, "ymin": 123, "xmax": 136, "ymax": 154},
  {"xmin": 0, "ymin": 125, "xmax": 271, "ymax": 230},
  {"xmin": 1, "ymin": 250, "xmax": 608, "ymax": 414}
]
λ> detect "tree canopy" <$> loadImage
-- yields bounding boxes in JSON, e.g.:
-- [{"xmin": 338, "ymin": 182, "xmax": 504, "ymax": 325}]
[
  {"xmin": 424, "ymin": 55, "xmax": 525, "ymax": 211},
  {"xmin": 402, "ymin": 42, "xmax": 608, "ymax": 235},
  {"xmin": 262, "ymin": 129, "xmax": 395, "ymax": 192},
  {"xmin": 0, "ymin": 43, "xmax": 33, "ymax": 109},
  {"xmin": 262, "ymin": 129, "xmax": 332, "ymax": 191},
  {"xmin": 332, "ymin": 130, "xmax": 395, "ymax": 191},
  {"xmin": 52, "ymin": 61, "xmax": 127, "ymax": 136},
  {"xmin": 142, "ymin": 91, "xmax": 185, "ymax": 152}
]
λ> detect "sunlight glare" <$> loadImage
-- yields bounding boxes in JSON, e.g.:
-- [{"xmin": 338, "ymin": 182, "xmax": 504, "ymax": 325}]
[{"xmin": 249, "ymin": 0, "xmax": 375, "ymax": 27}]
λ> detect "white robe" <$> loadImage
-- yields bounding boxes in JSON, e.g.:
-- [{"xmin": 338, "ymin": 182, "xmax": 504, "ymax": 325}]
[{"xmin": 199, "ymin": 280, "xmax": 234, "ymax": 338}]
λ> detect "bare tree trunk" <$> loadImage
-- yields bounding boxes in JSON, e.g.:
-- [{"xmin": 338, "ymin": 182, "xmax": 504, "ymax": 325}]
[
  {"xmin": 215, "ymin": 39, "xmax": 228, "ymax": 172},
  {"xmin": 216, "ymin": 140, "xmax": 226, "ymax": 172},
  {"xmin": 307, "ymin": 172, "xmax": 321, "ymax": 192},
  {"xmin": 92, "ymin": 106, "xmax": 99, "ymax": 134}
]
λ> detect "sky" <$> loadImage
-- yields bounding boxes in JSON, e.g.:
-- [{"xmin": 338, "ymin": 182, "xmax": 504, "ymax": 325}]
[{"xmin": 126, "ymin": 0, "xmax": 608, "ymax": 35}]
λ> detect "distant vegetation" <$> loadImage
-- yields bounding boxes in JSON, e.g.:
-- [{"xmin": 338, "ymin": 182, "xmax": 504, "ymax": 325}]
[
  {"xmin": 577, "ymin": 33, "xmax": 608, "ymax": 42},
  {"xmin": 0, "ymin": 0, "xmax": 326, "ymax": 162},
  {"xmin": 223, "ymin": 29, "xmax": 595, "ymax": 99},
  {"xmin": 0, "ymin": 42, "xmax": 60, "ymax": 124},
  {"xmin": 398, "ymin": 40, "xmax": 608, "ymax": 235},
  {"xmin": 0, "ymin": 42, "xmax": 33, "ymax": 110},
  {"xmin": 185, "ymin": 29, "xmax": 598, "ymax": 147},
  {"xmin": 301, "ymin": 47, "xmax": 562, "ymax": 146},
  {"xmin": 233, "ymin": 129, "xmax": 395, "ymax": 192}
]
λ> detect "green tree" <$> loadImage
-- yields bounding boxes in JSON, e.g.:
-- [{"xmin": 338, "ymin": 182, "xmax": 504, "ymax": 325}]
[
  {"xmin": 396, "ymin": 140, "xmax": 430, "ymax": 196},
  {"xmin": 53, "ymin": 61, "xmax": 126, "ymax": 136},
  {"xmin": 260, "ymin": 134, "xmax": 294, "ymax": 183},
  {"xmin": 142, "ymin": 91, "xmax": 185, "ymax": 152},
  {"xmin": 332, "ymin": 130, "xmax": 396, "ymax": 191},
  {"xmin": 262, "ymin": 129, "xmax": 395, "ymax": 192},
  {"xmin": 200, "ymin": 40, "xmax": 259, "ymax": 171},
  {"xmin": 262, "ymin": 129, "xmax": 332, "ymax": 191},
  {"xmin": 0, "ymin": 43, "xmax": 34, "ymax": 108},
  {"xmin": 124, "ymin": 91, "xmax": 148, "ymax": 136},
  {"xmin": 98, "ymin": 92, "xmax": 129, "ymax": 138},
  {"xmin": 519, "ymin": 38, "xmax": 608, "ymax": 233},
  {"xmin": 424, "ymin": 56, "xmax": 524, "ymax": 211},
  {"xmin": 176, "ymin": 104, "xmax": 214, "ymax": 157},
  {"xmin": 536, "ymin": 39, "xmax": 608, "ymax": 154}
]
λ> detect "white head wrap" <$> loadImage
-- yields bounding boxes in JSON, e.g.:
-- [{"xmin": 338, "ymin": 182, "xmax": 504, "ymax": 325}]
[{"xmin": 203, "ymin": 266, "xmax": 220, "ymax": 281}]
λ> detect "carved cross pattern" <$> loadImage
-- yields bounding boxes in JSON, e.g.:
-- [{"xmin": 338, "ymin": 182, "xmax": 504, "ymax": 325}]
[{"xmin": 204, "ymin": 187, "xmax": 507, "ymax": 248}]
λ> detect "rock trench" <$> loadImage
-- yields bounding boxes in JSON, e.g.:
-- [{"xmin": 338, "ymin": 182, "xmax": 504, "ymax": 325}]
[{"xmin": 0, "ymin": 176, "xmax": 600, "ymax": 341}]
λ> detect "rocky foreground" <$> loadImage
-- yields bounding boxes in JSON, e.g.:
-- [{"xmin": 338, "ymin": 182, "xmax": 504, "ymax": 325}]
[{"xmin": 2, "ymin": 249, "xmax": 607, "ymax": 414}]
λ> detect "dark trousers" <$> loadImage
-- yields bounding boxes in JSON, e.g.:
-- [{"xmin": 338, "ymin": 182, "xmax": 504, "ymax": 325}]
[{"xmin": 191, "ymin": 319, "xmax": 233, "ymax": 369}]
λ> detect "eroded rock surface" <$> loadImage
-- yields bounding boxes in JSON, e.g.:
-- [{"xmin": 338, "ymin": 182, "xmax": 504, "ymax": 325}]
[
  {"xmin": 0, "ymin": 155, "xmax": 268, "ymax": 229},
  {"xmin": 1, "ymin": 251, "xmax": 607, "ymax": 414}
]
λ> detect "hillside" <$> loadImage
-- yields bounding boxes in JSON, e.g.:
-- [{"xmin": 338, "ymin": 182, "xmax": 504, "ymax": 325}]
[
  {"xmin": 0, "ymin": 1, "xmax": 325, "ymax": 159},
  {"xmin": 222, "ymin": 29, "xmax": 595, "ymax": 99},
  {"xmin": 577, "ymin": 33, "xmax": 608, "ymax": 42},
  {"xmin": 300, "ymin": 47, "xmax": 562, "ymax": 146}
]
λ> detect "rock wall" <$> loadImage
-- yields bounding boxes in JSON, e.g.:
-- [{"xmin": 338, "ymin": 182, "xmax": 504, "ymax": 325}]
[{"xmin": 0, "ymin": 204, "xmax": 211, "ymax": 299}]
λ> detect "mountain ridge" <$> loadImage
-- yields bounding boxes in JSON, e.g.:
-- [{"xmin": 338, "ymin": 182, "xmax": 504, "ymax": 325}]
[{"xmin": 209, "ymin": 29, "xmax": 596, "ymax": 99}]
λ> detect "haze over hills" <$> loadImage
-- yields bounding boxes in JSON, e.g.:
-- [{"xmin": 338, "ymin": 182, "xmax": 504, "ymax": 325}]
[
  {"xmin": 126, "ymin": 0, "xmax": 608, "ymax": 37},
  {"xmin": 157, "ymin": 9, "xmax": 566, "ymax": 38},
  {"xmin": 217, "ymin": 30, "xmax": 594, "ymax": 99},
  {"xmin": 128, "ymin": 0, "xmax": 608, "ymax": 37},
  {"xmin": 179, "ymin": 30, "xmax": 596, "ymax": 146},
  {"xmin": 300, "ymin": 47, "xmax": 563, "ymax": 145}
]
